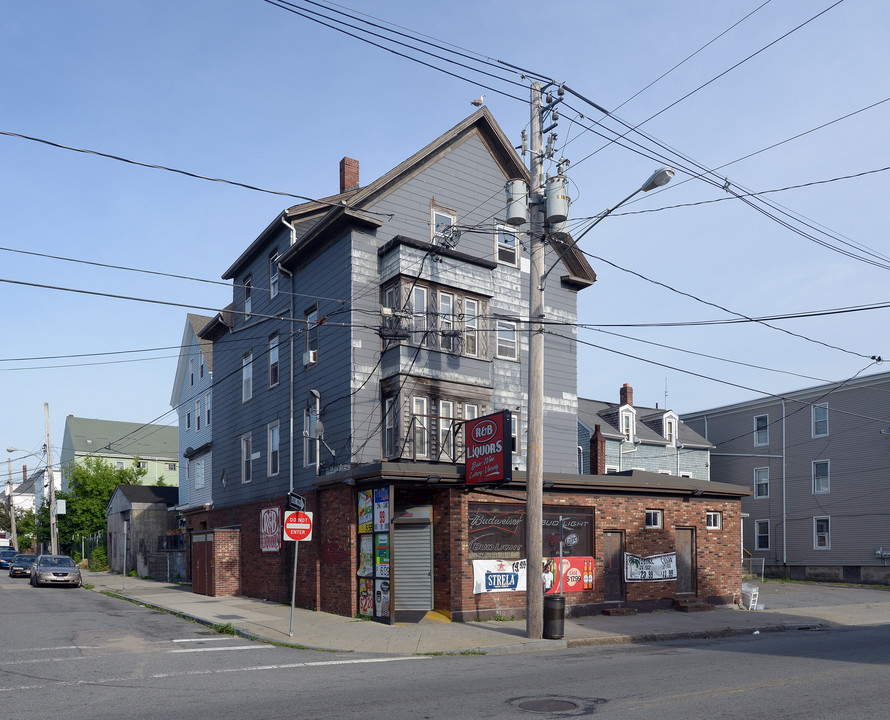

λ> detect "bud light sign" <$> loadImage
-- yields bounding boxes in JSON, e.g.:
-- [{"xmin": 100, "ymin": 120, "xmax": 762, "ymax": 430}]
[{"xmin": 465, "ymin": 410, "xmax": 512, "ymax": 485}]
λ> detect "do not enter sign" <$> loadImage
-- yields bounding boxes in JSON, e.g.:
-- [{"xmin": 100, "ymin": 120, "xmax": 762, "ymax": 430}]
[{"xmin": 283, "ymin": 511, "xmax": 313, "ymax": 542}]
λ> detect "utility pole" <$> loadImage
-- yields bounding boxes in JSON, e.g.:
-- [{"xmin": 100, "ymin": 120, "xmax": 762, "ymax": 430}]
[
  {"xmin": 525, "ymin": 81, "xmax": 545, "ymax": 639},
  {"xmin": 6, "ymin": 457, "xmax": 17, "ymax": 552},
  {"xmin": 44, "ymin": 403, "xmax": 58, "ymax": 555}
]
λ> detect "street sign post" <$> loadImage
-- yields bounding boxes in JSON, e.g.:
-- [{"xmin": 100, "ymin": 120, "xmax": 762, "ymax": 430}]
[{"xmin": 283, "ymin": 511, "xmax": 313, "ymax": 636}]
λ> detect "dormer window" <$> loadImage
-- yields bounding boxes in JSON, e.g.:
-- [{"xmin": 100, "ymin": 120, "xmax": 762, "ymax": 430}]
[
  {"xmin": 621, "ymin": 412, "xmax": 633, "ymax": 440},
  {"xmin": 665, "ymin": 419, "xmax": 675, "ymax": 443}
]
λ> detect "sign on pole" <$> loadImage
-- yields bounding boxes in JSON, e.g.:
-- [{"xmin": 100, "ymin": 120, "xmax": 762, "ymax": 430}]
[
  {"xmin": 465, "ymin": 410, "xmax": 513, "ymax": 485},
  {"xmin": 283, "ymin": 511, "xmax": 313, "ymax": 542}
]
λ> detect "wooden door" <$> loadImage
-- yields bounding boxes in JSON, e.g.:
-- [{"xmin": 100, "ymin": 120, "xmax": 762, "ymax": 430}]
[
  {"xmin": 675, "ymin": 527, "xmax": 697, "ymax": 594},
  {"xmin": 602, "ymin": 531, "xmax": 625, "ymax": 602}
]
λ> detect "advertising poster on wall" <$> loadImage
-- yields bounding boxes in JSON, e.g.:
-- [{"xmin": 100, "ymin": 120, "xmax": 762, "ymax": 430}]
[
  {"xmin": 357, "ymin": 535, "xmax": 373, "ymax": 577},
  {"xmin": 358, "ymin": 578, "xmax": 374, "ymax": 617},
  {"xmin": 625, "ymin": 552, "xmax": 677, "ymax": 582},
  {"xmin": 259, "ymin": 507, "xmax": 282, "ymax": 553},
  {"xmin": 375, "ymin": 579, "xmax": 391, "ymax": 617},
  {"xmin": 373, "ymin": 487, "xmax": 390, "ymax": 532},
  {"xmin": 543, "ymin": 556, "xmax": 594, "ymax": 594},
  {"xmin": 375, "ymin": 533, "xmax": 390, "ymax": 577},
  {"xmin": 472, "ymin": 558, "xmax": 527, "ymax": 594},
  {"xmin": 358, "ymin": 490, "xmax": 373, "ymax": 533}
]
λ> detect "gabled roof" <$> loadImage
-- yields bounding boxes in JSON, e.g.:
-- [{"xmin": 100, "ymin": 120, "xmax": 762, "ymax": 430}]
[
  {"xmin": 113, "ymin": 484, "xmax": 179, "ymax": 506},
  {"xmin": 198, "ymin": 303, "xmax": 234, "ymax": 342},
  {"xmin": 229, "ymin": 108, "xmax": 595, "ymax": 285},
  {"xmin": 63, "ymin": 416, "xmax": 178, "ymax": 461},
  {"xmin": 170, "ymin": 313, "xmax": 214, "ymax": 407},
  {"xmin": 578, "ymin": 397, "xmax": 712, "ymax": 449}
]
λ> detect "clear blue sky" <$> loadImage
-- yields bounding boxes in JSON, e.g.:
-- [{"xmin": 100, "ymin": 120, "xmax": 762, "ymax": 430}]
[{"xmin": 3, "ymin": 1, "xmax": 889, "ymax": 469}]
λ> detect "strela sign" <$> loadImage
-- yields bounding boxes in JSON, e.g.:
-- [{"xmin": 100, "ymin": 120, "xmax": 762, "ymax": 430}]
[{"xmin": 465, "ymin": 410, "xmax": 512, "ymax": 485}]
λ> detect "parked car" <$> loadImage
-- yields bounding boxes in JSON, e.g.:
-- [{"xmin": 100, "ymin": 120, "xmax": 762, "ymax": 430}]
[
  {"xmin": 30, "ymin": 554, "xmax": 82, "ymax": 588},
  {"xmin": 0, "ymin": 547, "xmax": 19, "ymax": 569},
  {"xmin": 8, "ymin": 553, "xmax": 37, "ymax": 578}
]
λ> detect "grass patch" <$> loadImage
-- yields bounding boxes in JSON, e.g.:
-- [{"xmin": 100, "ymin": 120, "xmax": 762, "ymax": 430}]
[{"xmin": 215, "ymin": 622, "xmax": 237, "ymax": 635}]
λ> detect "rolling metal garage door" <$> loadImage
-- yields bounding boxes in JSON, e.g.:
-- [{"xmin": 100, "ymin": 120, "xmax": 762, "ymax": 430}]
[{"xmin": 392, "ymin": 522, "xmax": 432, "ymax": 612}]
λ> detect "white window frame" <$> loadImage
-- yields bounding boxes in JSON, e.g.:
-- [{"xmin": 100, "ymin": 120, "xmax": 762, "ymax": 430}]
[
  {"xmin": 464, "ymin": 297, "xmax": 479, "ymax": 357},
  {"xmin": 577, "ymin": 445, "xmax": 584, "ymax": 473},
  {"xmin": 383, "ymin": 397, "xmax": 397, "ymax": 459},
  {"xmin": 496, "ymin": 224, "xmax": 519, "ymax": 266},
  {"xmin": 665, "ymin": 418, "xmax": 675, "ymax": 443},
  {"xmin": 412, "ymin": 396, "xmax": 429, "ymax": 458},
  {"xmin": 812, "ymin": 403, "xmax": 829, "ymax": 438},
  {"xmin": 605, "ymin": 465, "xmax": 619, "ymax": 474},
  {"xmin": 269, "ymin": 334, "xmax": 280, "ymax": 388},
  {"xmin": 439, "ymin": 291, "xmax": 455, "ymax": 352},
  {"xmin": 195, "ymin": 400, "xmax": 201, "ymax": 432},
  {"xmin": 645, "ymin": 509, "xmax": 663, "ymax": 529},
  {"xmin": 268, "ymin": 421, "xmax": 280, "ymax": 477},
  {"xmin": 166, "ymin": 463, "xmax": 177, "ymax": 472},
  {"xmin": 412, "ymin": 286, "xmax": 428, "ymax": 346},
  {"xmin": 304, "ymin": 408, "xmax": 318, "ymax": 468},
  {"xmin": 754, "ymin": 467, "xmax": 769, "ymax": 498},
  {"xmin": 195, "ymin": 457, "xmax": 205, "ymax": 489},
  {"xmin": 432, "ymin": 207, "xmax": 456, "ymax": 245},
  {"xmin": 240, "ymin": 433, "xmax": 252, "ymax": 484},
  {"xmin": 242, "ymin": 352, "xmax": 253, "ymax": 403},
  {"xmin": 706, "ymin": 511, "xmax": 722, "ymax": 530},
  {"xmin": 189, "ymin": 358, "xmax": 194, "ymax": 387},
  {"xmin": 814, "ymin": 516, "xmax": 831, "ymax": 549},
  {"xmin": 243, "ymin": 276, "xmax": 252, "ymax": 319},
  {"xmin": 813, "ymin": 459, "xmax": 830, "ymax": 494},
  {"xmin": 495, "ymin": 320, "xmax": 517, "ymax": 360},
  {"xmin": 510, "ymin": 411, "xmax": 520, "ymax": 456},
  {"xmin": 269, "ymin": 253, "xmax": 279, "ymax": 299},
  {"xmin": 199, "ymin": 354, "xmax": 205, "ymax": 379},
  {"xmin": 186, "ymin": 409, "xmax": 191, "ymax": 431},
  {"xmin": 755, "ymin": 519, "xmax": 770, "ymax": 551},
  {"xmin": 205, "ymin": 392, "xmax": 211, "ymax": 426},
  {"xmin": 464, "ymin": 403, "xmax": 479, "ymax": 421},
  {"xmin": 305, "ymin": 306, "xmax": 319, "ymax": 356},
  {"xmin": 439, "ymin": 400, "xmax": 454, "ymax": 461},
  {"xmin": 138, "ymin": 461, "xmax": 148, "ymax": 470},
  {"xmin": 754, "ymin": 414, "xmax": 768, "ymax": 446}
]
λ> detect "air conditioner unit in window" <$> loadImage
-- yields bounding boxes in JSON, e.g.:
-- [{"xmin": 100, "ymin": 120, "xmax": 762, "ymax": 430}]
[{"xmin": 303, "ymin": 349, "xmax": 318, "ymax": 366}]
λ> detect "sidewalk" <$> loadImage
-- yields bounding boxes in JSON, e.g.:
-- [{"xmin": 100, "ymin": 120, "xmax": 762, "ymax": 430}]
[{"xmin": 81, "ymin": 570, "xmax": 890, "ymax": 655}]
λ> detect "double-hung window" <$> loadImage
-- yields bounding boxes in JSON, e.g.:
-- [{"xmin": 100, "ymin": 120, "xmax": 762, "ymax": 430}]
[
  {"xmin": 189, "ymin": 358, "xmax": 194, "ymax": 387},
  {"xmin": 268, "ymin": 421, "xmax": 280, "ymax": 476},
  {"xmin": 269, "ymin": 334, "xmax": 280, "ymax": 387},
  {"xmin": 754, "ymin": 414, "xmax": 768, "ymax": 446},
  {"xmin": 754, "ymin": 467, "xmax": 769, "ymax": 498},
  {"xmin": 305, "ymin": 307, "xmax": 318, "ymax": 364},
  {"xmin": 195, "ymin": 400, "xmax": 201, "ymax": 431},
  {"xmin": 755, "ymin": 519, "xmax": 769, "ymax": 550},
  {"xmin": 241, "ymin": 434, "xmax": 252, "ymax": 484},
  {"xmin": 813, "ymin": 460, "xmax": 830, "ymax": 493},
  {"xmin": 464, "ymin": 298, "xmax": 479, "ymax": 357},
  {"xmin": 439, "ymin": 292, "xmax": 455, "ymax": 352},
  {"xmin": 412, "ymin": 397, "xmax": 429, "ymax": 458},
  {"xmin": 432, "ymin": 208, "xmax": 455, "ymax": 245},
  {"xmin": 412, "ymin": 287, "xmax": 428, "ymax": 346},
  {"xmin": 205, "ymin": 392, "xmax": 211, "ymax": 426},
  {"xmin": 383, "ymin": 397, "xmax": 397, "ymax": 459},
  {"xmin": 814, "ymin": 517, "xmax": 830, "ymax": 549},
  {"xmin": 495, "ymin": 320, "xmax": 517, "ymax": 359},
  {"xmin": 195, "ymin": 458, "xmax": 205, "ymax": 489},
  {"xmin": 243, "ymin": 276, "xmax": 252, "ymax": 319},
  {"xmin": 242, "ymin": 352, "xmax": 253, "ymax": 402},
  {"xmin": 439, "ymin": 400, "xmax": 454, "ymax": 461},
  {"xmin": 812, "ymin": 403, "xmax": 829, "ymax": 438},
  {"xmin": 269, "ymin": 253, "xmax": 279, "ymax": 298},
  {"xmin": 496, "ymin": 225, "xmax": 518, "ymax": 266}
]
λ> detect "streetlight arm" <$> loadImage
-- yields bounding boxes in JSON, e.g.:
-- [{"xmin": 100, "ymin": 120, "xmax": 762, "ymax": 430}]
[{"xmin": 539, "ymin": 166, "xmax": 674, "ymax": 290}]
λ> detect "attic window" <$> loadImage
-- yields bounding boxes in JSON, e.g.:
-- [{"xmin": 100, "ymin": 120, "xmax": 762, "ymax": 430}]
[
  {"xmin": 432, "ymin": 207, "xmax": 456, "ymax": 246},
  {"xmin": 621, "ymin": 412, "xmax": 633, "ymax": 440},
  {"xmin": 665, "ymin": 419, "xmax": 675, "ymax": 443}
]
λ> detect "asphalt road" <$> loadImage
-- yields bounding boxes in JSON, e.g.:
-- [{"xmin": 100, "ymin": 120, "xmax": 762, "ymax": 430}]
[{"xmin": 2, "ymin": 573, "xmax": 888, "ymax": 719}]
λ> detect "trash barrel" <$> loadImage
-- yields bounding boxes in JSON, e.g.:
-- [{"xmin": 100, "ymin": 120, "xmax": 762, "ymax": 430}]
[{"xmin": 543, "ymin": 594, "xmax": 565, "ymax": 639}]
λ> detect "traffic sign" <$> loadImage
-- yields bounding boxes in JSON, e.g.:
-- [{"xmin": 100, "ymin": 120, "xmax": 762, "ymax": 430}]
[
  {"xmin": 283, "ymin": 511, "xmax": 313, "ymax": 542},
  {"xmin": 287, "ymin": 492, "xmax": 306, "ymax": 511}
]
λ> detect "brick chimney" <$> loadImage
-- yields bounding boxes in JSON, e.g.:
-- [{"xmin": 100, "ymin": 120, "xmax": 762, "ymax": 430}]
[
  {"xmin": 590, "ymin": 424, "xmax": 606, "ymax": 475},
  {"xmin": 620, "ymin": 383, "xmax": 633, "ymax": 407},
  {"xmin": 339, "ymin": 157, "xmax": 359, "ymax": 193}
]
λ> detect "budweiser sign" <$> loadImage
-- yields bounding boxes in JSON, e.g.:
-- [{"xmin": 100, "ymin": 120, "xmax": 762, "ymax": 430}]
[{"xmin": 465, "ymin": 410, "xmax": 512, "ymax": 485}]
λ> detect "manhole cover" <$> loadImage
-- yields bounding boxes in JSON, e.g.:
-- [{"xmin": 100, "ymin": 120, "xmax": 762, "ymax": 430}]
[{"xmin": 518, "ymin": 699, "xmax": 580, "ymax": 713}]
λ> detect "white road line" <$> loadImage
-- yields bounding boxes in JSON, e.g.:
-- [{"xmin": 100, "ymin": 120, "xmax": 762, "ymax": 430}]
[
  {"xmin": 0, "ymin": 656, "xmax": 429, "ymax": 692},
  {"xmin": 167, "ymin": 645, "xmax": 269, "ymax": 653},
  {"xmin": 171, "ymin": 637, "xmax": 237, "ymax": 643}
]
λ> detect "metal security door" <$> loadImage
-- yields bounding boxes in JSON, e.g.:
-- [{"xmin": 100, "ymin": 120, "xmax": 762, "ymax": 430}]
[
  {"xmin": 675, "ymin": 527, "xmax": 697, "ymax": 594},
  {"xmin": 192, "ymin": 532, "xmax": 212, "ymax": 596},
  {"xmin": 392, "ymin": 522, "xmax": 433, "ymax": 620},
  {"xmin": 603, "ymin": 531, "xmax": 625, "ymax": 602}
]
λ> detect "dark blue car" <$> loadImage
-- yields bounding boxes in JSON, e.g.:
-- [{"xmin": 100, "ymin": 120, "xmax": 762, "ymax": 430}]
[{"xmin": 0, "ymin": 547, "xmax": 19, "ymax": 569}]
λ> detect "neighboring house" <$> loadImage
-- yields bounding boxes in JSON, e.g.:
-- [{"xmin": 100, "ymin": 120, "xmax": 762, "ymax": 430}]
[
  {"xmin": 106, "ymin": 484, "xmax": 181, "ymax": 580},
  {"xmin": 59, "ymin": 416, "xmax": 179, "ymax": 490},
  {"xmin": 187, "ymin": 108, "xmax": 745, "ymax": 620},
  {"xmin": 683, "ymin": 370, "xmax": 890, "ymax": 584},
  {"xmin": 578, "ymin": 384, "xmax": 712, "ymax": 480},
  {"xmin": 7, "ymin": 465, "xmax": 38, "ymax": 514},
  {"xmin": 170, "ymin": 314, "xmax": 214, "ymax": 517}
]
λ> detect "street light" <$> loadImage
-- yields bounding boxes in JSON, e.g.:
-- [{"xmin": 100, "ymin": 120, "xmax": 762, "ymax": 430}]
[{"xmin": 7, "ymin": 445, "xmax": 57, "ymax": 555}]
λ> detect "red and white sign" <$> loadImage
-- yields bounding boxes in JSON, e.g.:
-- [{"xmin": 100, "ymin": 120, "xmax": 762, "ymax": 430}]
[
  {"xmin": 283, "ymin": 511, "xmax": 313, "ymax": 542},
  {"xmin": 465, "ymin": 410, "xmax": 512, "ymax": 485}
]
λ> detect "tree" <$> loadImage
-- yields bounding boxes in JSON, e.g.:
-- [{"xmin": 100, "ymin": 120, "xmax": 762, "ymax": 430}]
[{"xmin": 55, "ymin": 457, "xmax": 147, "ymax": 544}]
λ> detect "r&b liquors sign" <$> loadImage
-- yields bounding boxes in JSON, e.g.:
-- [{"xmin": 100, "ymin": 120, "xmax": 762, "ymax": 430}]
[{"xmin": 465, "ymin": 410, "xmax": 512, "ymax": 485}]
